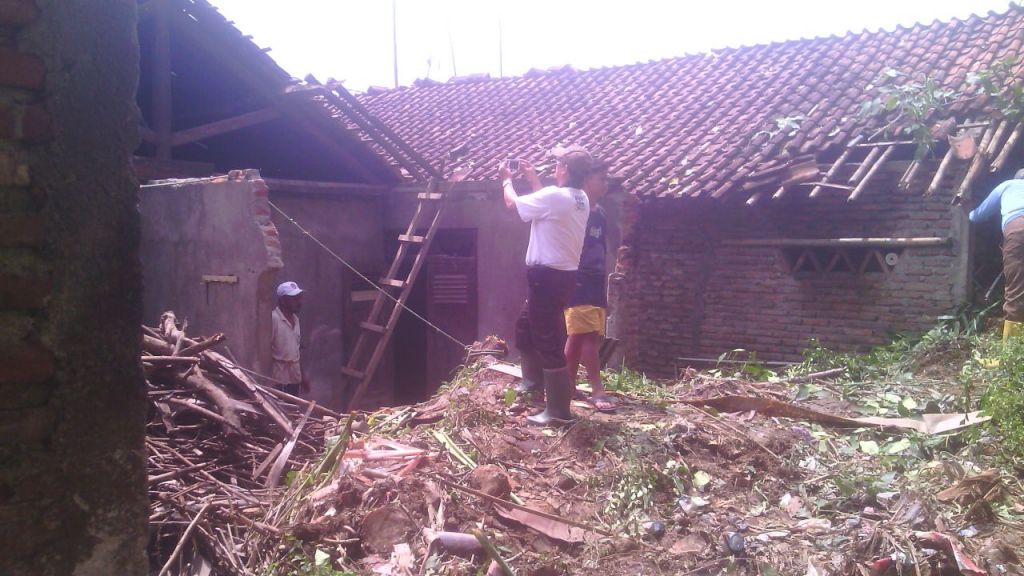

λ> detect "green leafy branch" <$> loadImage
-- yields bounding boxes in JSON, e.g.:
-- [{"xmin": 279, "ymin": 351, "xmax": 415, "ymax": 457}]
[
  {"xmin": 966, "ymin": 55, "xmax": 1024, "ymax": 122},
  {"xmin": 858, "ymin": 67, "xmax": 960, "ymax": 160}
]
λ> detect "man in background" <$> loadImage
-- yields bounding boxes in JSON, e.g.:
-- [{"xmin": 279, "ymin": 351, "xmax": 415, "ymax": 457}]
[
  {"xmin": 271, "ymin": 281, "xmax": 310, "ymax": 396},
  {"xmin": 565, "ymin": 160, "xmax": 615, "ymax": 412},
  {"xmin": 970, "ymin": 168, "xmax": 1024, "ymax": 343}
]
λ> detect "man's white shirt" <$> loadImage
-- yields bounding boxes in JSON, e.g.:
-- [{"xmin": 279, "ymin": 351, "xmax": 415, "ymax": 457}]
[{"xmin": 514, "ymin": 185, "xmax": 590, "ymax": 271}]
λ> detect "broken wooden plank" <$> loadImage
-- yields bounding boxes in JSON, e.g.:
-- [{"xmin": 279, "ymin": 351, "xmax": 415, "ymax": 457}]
[{"xmin": 170, "ymin": 108, "xmax": 281, "ymax": 147}]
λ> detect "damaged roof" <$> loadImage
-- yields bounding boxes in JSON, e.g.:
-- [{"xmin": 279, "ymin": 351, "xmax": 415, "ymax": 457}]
[
  {"xmin": 360, "ymin": 6, "xmax": 1024, "ymax": 199},
  {"xmin": 137, "ymin": 0, "xmax": 436, "ymax": 182}
]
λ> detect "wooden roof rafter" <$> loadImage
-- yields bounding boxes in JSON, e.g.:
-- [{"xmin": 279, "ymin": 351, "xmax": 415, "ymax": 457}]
[
  {"xmin": 799, "ymin": 118, "xmax": 1023, "ymax": 204},
  {"xmin": 144, "ymin": 0, "xmax": 391, "ymax": 184}
]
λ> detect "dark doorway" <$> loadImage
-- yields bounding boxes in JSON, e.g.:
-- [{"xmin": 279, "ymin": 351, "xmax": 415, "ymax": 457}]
[{"xmin": 391, "ymin": 229, "xmax": 478, "ymax": 404}]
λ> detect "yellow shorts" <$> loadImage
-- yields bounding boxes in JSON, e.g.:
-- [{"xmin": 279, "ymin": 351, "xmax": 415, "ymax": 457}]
[{"xmin": 564, "ymin": 305, "xmax": 606, "ymax": 336}]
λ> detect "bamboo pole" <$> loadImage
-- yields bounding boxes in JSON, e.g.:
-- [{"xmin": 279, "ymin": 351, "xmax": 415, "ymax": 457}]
[
  {"xmin": 811, "ymin": 135, "xmax": 864, "ymax": 198},
  {"xmin": 722, "ymin": 237, "xmax": 949, "ymax": 247},
  {"xmin": 991, "ymin": 121, "xmax": 1024, "ymax": 172},
  {"xmin": 849, "ymin": 146, "xmax": 894, "ymax": 201},
  {"xmin": 157, "ymin": 502, "xmax": 211, "ymax": 576},
  {"xmin": 986, "ymin": 119, "xmax": 1010, "ymax": 159},
  {"xmin": 926, "ymin": 146, "xmax": 956, "ymax": 196},
  {"xmin": 848, "ymin": 146, "xmax": 882, "ymax": 184},
  {"xmin": 976, "ymin": 121, "xmax": 997, "ymax": 160},
  {"xmin": 898, "ymin": 161, "xmax": 922, "ymax": 191},
  {"xmin": 956, "ymin": 133, "xmax": 991, "ymax": 202}
]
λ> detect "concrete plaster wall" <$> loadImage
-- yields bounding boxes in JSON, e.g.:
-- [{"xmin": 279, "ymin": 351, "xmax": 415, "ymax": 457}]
[
  {"xmin": 271, "ymin": 191, "xmax": 385, "ymax": 409},
  {"xmin": 0, "ymin": 1, "xmax": 148, "ymax": 574},
  {"xmin": 141, "ymin": 171, "xmax": 283, "ymax": 373},
  {"xmin": 387, "ymin": 184, "xmax": 624, "ymax": 358}
]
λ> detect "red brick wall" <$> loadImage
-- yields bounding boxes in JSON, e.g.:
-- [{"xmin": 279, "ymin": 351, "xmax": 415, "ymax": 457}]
[
  {"xmin": 0, "ymin": 1, "xmax": 146, "ymax": 574},
  {"xmin": 617, "ymin": 164, "xmax": 969, "ymax": 376}
]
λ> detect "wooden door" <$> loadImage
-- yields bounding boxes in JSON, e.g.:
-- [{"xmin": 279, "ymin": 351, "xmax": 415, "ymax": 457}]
[{"xmin": 425, "ymin": 255, "xmax": 477, "ymax": 390}]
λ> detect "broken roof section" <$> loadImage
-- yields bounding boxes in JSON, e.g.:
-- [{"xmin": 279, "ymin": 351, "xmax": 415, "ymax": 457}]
[
  {"xmin": 136, "ymin": 0, "xmax": 437, "ymax": 183},
  {"xmin": 359, "ymin": 6, "xmax": 1024, "ymax": 199}
]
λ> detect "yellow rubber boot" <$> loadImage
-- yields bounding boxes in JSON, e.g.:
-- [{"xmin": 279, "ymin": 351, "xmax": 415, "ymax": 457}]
[
  {"xmin": 983, "ymin": 320, "xmax": 1024, "ymax": 368},
  {"xmin": 1004, "ymin": 319, "xmax": 1023, "ymax": 344}
]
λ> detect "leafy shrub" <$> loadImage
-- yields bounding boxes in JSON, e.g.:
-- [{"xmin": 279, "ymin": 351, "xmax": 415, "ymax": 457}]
[{"xmin": 981, "ymin": 336, "xmax": 1024, "ymax": 457}]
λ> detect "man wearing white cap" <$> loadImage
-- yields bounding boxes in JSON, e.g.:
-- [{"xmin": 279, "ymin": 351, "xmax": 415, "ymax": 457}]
[
  {"xmin": 500, "ymin": 145, "xmax": 592, "ymax": 425},
  {"xmin": 271, "ymin": 281, "xmax": 308, "ymax": 395}
]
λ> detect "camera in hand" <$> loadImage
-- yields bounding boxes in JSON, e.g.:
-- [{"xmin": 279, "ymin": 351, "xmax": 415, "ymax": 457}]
[{"xmin": 507, "ymin": 158, "xmax": 521, "ymax": 172}]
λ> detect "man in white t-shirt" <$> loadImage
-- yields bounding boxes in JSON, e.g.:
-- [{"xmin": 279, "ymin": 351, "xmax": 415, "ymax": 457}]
[
  {"xmin": 271, "ymin": 281, "xmax": 309, "ymax": 396},
  {"xmin": 501, "ymin": 145, "xmax": 592, "ymax": 425}
]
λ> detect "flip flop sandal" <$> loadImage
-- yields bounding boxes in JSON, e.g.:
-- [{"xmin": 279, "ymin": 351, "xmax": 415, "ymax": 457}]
[{"xmin": 591, "ymin": 394, "xmax": 617, "ymax": 413}]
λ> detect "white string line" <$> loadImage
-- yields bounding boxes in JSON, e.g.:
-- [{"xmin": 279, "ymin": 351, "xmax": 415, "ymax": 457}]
[{"xmin": 267, "ymin": 199, "xmax": 470, "ymax": 351}]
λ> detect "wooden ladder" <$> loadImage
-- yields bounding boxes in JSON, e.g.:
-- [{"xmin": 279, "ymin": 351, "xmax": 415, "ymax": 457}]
[{"xmin": 340, "ymin": 178, "xmax": 447, "ymax": 410}]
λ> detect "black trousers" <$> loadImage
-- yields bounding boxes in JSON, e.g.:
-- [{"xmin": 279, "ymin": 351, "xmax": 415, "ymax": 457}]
[{"xmin": 515, "ymin": 266, "xmax": 577, "ymax": 369}]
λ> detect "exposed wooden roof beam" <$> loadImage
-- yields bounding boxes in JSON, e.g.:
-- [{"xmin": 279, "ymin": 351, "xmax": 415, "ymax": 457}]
[
  {"xmin": 164, "ymin": 4, "xmax": 385, "ymax": 183},
  {"xmin": 170, "ymin": 107, "xmax": 281, "ymax": 147}
]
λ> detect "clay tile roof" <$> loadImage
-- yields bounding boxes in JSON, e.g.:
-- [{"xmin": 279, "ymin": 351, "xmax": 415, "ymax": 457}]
[{"xmin": 360, "ymin": 5, "xmax": 1024, "ymax": 199}]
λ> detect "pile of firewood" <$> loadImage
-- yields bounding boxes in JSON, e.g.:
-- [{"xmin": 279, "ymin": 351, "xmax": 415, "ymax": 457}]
[{"xmin": 144, "ymin": 312, "xmax": 339, "ymax": 575}]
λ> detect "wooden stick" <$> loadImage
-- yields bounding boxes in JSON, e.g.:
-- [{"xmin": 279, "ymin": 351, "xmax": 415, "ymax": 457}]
[
  {"xmin": 157, "ymin": 502, "xmax": 211, "ymax": 576},
  {"xmin": 992, "ymin": 122, "xmax": 1023, "ymax": 172},
  {"xmin": 926, "ymin": 146, "xmax": 956, "ymax": 196},
  {"xmin": 142, "ymin": 333, "xmax": 175, "ymax": 355},
  {"xmin": 202, "ymin": 351, "xmax": 294, "ymax": 437},
  {"xmin": 178, "ymin": 333, "xmax": 226, "ymax": 357},
  {"xmin": 266, "ymin": 402, "xmax": 315, "ymax": 489},
  {"xmin": 805, "ymin": 181, "xmax": 855, "ymax": 192},
  {"xmin": 170, "ymin": 369, "xmax": 243, "ymax": 432},
  {"xmin": 256, "ymin": 382, "xmax": 344, "ymax": 420},
  {"xmin": 434, "ymin": 475, "xmax": 617, "ymax": 537},
  {"xmin": 849, "ymin": 145, "xmax": 894, "ymax": 201},
  {"xmin": 164, "ymin": 397, "xmax": 247, "ymax": 436},
  {"xmin": 148, "ymin": 462, "xmax": 211, "ymax": 484},
  {"xmin": 254, "ymin": 442, "xmax": 283, "ymax": 479},
  {"xmin": 142, "ymin": 356, "xmax": 200, "ymax": 365},
  {"xmin": 848, "ymin": 147, "xmax": 882, "ymax": 183},
  {"xmin": 853, "ymin": 139, "xmax": 916, "ymax": 148}
]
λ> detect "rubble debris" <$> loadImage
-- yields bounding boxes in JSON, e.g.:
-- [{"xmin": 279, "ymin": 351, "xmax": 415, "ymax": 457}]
[{"xmin": 145, "ymin": 324, "xmax": 1024, "ymax": 575}]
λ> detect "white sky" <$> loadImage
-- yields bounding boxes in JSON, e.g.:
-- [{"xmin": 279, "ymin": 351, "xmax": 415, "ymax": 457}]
[{"xmin": 210, "ymin": 0, "xmax": 1016, "ymax": 92}]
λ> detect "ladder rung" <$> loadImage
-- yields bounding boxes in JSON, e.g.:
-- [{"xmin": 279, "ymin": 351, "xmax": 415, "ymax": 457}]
[
  {"xmin": 341, "ymin": 367, "xmax": 365, "ymax": 379},
  {"xmin": 417, "ymin": 192, "xmax": 443, "ymax": 201},
  {"xmin": 359, "ymin": 321, "xmax": 386, "ymax": 334},
  {"xmin": 379, "ymin": 278, "xmax": 405, "ymax": 289},
  {"xmin": 398, "ymin": 234, "xmax": 425, "ymax": 244}
]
